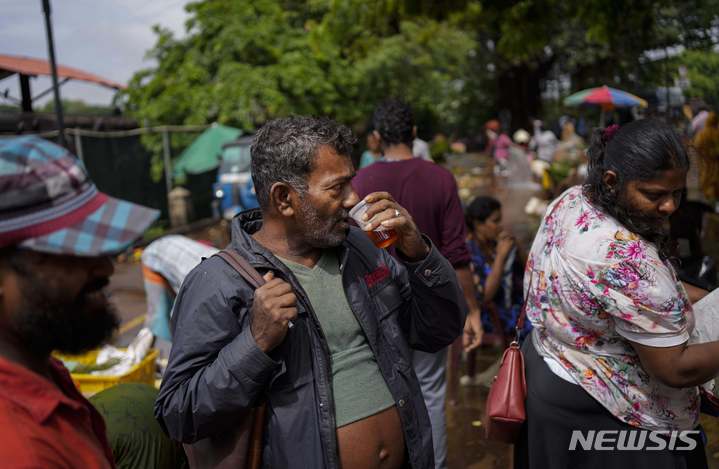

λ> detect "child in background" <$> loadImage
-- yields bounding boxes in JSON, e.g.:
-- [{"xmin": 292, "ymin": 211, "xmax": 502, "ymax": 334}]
[
  {"xmin": 485, "ymin": 120, "xmax": 513, "ymax": 176},
  {"xmin": 359, "ymin": 130, "xmax": 382, "ymax": 168}
]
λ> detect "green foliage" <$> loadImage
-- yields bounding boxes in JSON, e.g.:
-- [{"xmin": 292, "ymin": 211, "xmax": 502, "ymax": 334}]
[
  {"xmin": 39, "ymin": 99, "xmax": 115, "ymax": 115},
  {"xmin": 676, "ymin": 49, "xmax": 719, "ymax": 109},
  {"xmin": 124, "ymin": 0, "xmax": 719, "ymax": 142},
  {"xmin": 124, "ymin": 0, "xmax": 488, "ymax": 139},
  {"xmin": 353, "ymin": 19, "xmax": 483, "ymax": 132},
  {"xmin": 0, "ymin": 99, "xmax": 115, "ymax": 116},
  {"xmin": 142, "ymin": 221, "xmax": 168, "ymax": 243},
  {"xmin": 0, "ymin": 99, "xmax": 115, "ymax": 115}
]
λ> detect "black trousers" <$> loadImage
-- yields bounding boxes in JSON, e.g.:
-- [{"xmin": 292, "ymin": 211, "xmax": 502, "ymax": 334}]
[{"xmin": 514, "ymin": 334, "xmax": 708, "ymax": 469}]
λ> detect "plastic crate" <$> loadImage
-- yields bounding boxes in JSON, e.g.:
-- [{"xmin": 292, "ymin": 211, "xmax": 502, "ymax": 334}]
[{"xmin": 54, "ymin": 348, "xmax": 159, "ymax": 397}]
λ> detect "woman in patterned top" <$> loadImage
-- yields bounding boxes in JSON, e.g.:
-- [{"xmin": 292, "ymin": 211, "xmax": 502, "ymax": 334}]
[{"xmin": 515, "ymin": 119, "xmax": 713, "ymax": 469}]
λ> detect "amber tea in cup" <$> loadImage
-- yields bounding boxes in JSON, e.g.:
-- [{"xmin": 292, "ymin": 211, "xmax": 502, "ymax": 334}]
[
  {"xmin": 367, "ymin": 228, "xmax": 398, "ymax": 249},
  {"xmin": 349, "ymin": 200, "xmax": 398, "ymax": 249}
]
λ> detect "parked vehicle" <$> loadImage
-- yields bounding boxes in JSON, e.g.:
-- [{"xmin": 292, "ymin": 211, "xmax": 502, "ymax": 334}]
[{"xmin": 212, "ymin": 137, "xmax": 259, "ymax": 220}]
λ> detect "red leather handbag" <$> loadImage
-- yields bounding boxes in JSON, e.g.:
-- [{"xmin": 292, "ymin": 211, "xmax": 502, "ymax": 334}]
[{"xmin": 483, "ymin": 273, "xmax": 531, "ymax": 444}]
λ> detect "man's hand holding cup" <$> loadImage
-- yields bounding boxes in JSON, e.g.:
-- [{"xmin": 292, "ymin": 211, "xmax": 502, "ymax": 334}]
[{"xmin": 350, "ymin": 192, "xmax": 429, "ymax": 262}]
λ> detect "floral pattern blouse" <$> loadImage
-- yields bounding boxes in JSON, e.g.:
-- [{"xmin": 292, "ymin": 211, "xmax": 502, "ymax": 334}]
[{"xmin": 526, "ymin": 186, "xmax": 698, "ymax": 431}]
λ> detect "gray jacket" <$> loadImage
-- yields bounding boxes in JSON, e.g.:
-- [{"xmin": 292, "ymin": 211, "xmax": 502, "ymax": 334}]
[{"xmin": 155, "ymin": 209, "xmax": 465, "ymax": 468}]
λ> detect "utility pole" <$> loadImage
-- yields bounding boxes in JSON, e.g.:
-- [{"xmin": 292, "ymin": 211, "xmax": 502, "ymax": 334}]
[
  {"xmin": 41, "ymin": 0, "xmax": 66, "ymax": 147},
  {"xmin": 664, "ymin": 46, "xmax": 671, "ymax": 117}
]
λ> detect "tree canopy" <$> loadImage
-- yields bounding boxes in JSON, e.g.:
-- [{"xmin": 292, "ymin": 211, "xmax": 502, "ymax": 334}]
[
  {"xmin": 124, "ymin": 0, "xmax": 719, "ymax": 138},
  {"xmin": 676, "ymin": 49, "xmax": 719, "ymax": 109}
]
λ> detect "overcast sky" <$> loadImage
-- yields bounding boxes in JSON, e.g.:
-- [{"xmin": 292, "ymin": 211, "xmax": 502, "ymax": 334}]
[{"xmin": 0, "ymin": 0, "xmax": 190, "ymax": 105}]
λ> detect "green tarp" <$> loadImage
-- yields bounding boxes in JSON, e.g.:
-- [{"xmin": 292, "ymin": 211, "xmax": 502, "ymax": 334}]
[{"xmin": 173, "ymin": 124, "xmax": 241, "ymax": 179}]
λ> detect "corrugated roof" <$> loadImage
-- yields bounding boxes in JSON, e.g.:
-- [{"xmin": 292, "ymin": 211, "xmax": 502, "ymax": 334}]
[{"xmin": 0, "ymin": 54, "xmax": 125, "ymax": 90}]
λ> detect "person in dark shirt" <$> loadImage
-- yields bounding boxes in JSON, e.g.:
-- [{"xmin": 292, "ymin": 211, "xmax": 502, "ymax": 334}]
[{"xmin": 352, "ymin": 99, "xmax": 483, "ymax": 469}]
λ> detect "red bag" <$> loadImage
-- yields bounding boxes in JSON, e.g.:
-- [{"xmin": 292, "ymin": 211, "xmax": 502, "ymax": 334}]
[
  {"xmin": 483, "ymin": 272, "xmax": 531, "ymax": 443},
  {"xmin": 483, "ymin": 340, "xmax": 527, "ymax": 443}
]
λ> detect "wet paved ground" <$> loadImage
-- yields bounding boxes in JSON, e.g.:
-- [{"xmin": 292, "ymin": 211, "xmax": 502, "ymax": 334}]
[
  {"xmin": 109, "ymin": 260, "xmax": 146, "ymax": 347},
  {"xmin": 106, "ymin": 151, "xmax": 719, "ymax": 468},
  {"xmin": 446, "ymin": 151, "xmax": 534, "ymax": 469}
]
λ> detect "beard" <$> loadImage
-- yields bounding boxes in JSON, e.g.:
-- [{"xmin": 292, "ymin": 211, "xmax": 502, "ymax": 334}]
[
  {"xmin": 296, "ymin": 196, "xmax": 349, "ymax": 248},
  {"xmin": 11, "ymin": 274, "xmax": 120, "ymax": 356}
]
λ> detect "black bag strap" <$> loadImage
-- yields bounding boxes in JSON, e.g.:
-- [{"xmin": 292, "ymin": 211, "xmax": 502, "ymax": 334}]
[{"xmin": 214, "ymin": 249, "xmax": 266, "ymax": 289}]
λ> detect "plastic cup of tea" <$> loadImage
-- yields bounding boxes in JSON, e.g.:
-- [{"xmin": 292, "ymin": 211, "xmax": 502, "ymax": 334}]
[{"xmin": 349, "ymin": 199, "xmax": 399, "ymax": 249}]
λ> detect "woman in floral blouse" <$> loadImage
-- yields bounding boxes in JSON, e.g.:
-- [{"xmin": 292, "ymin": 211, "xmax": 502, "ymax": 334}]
[{"xmin": 516, "ymin": 119, "xmax": 713, "ymax": 469}]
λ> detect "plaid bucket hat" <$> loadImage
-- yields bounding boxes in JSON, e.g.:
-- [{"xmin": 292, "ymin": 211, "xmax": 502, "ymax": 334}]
[{"xmin": 0, "ymin": 136, "xmax": 159, "ymax": 256}]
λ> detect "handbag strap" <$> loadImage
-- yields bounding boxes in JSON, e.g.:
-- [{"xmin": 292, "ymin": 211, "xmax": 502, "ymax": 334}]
[
  {"xmin": 513, "ymin": 266, "xmax": 533, "ymax": 344},
  {"xmin": 215, "ymin": 249, "xmax": 266, "ymax": 288}
]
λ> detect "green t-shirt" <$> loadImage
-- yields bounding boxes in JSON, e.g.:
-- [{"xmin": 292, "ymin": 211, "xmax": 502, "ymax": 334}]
[{"xmin": 279, "ymin": 250, "xmax": 395, "ymax": 428}]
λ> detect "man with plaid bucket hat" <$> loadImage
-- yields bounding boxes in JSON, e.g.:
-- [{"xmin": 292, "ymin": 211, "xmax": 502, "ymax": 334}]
[{"xmin": 0, "ymin": 136, "xmax": 158, "ymax": 468}]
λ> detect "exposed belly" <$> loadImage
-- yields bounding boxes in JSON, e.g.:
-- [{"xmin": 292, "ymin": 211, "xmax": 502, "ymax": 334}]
[{"xmin": 336, "ymin": 406, "xmax": 405, "ymax": 469}]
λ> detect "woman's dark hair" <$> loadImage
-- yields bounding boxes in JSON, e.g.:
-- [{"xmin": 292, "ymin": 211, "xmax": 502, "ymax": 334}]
[
  {"xmin": 583, "ymin": 118, "xmax": 689, "ymax": 256},
  {"xmin": 465, "ymin": 196, "xmax": 501, "ymax": 229},
  {"xmin": 585, "ymin": 119, "xmax": 689, "ymax": 204}
]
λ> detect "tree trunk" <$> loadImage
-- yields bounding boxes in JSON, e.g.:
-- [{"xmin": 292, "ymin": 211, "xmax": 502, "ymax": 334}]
[
  {"xmin": 571, "ymin": 58, "xmax": 614, "ymax": 91},
  {"xmin": 494, "ymin": 62, "xmax": 549, "ymax": 132}
]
